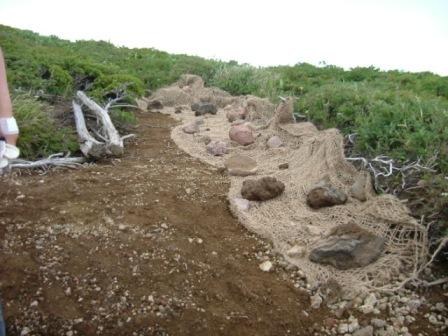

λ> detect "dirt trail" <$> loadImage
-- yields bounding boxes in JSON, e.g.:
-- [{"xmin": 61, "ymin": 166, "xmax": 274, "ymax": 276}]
[
  {"xmin": 0, "ymin": 112, "xmax": 331, "ymax": 335},
  {"xmin": 0, "ymin": 111, "xmax": 444, "ymax": 336}
]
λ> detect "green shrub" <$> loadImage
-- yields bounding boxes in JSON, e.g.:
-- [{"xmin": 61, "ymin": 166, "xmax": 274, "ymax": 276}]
[
  {"xmin": 297, "ymin": 83, "xmax": 448, "ymax": 171},
  {"xmin": 12, "ymin": 94, "xmax": 79, "ymax": 159}
]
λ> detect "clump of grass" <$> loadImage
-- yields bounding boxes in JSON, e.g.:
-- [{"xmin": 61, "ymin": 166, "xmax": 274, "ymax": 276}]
[{"xmin": 12, "ymin": 93, "xmax": 79, "ymax": 159}]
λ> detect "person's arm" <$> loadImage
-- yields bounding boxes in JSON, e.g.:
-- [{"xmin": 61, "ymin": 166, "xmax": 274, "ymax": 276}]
[
  {"xmin": 0, "ymin": 47, "xmax": 19, "ymax": 146},
  {"xmin": 0, "ymin": 48, "xmax": 13, "ymax": 118}
]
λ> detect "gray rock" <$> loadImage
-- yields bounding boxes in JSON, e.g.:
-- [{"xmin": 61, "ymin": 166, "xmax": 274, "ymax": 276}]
[
  {"xmin": 278, "ymin": 162, "xmax": 289, "ymax": 170},
  {"xmin": 191, "ymin": 102, "xmax": 217, "ymax": 116},
  {"xmin": 182, "ymin": 121, "xmax": 200, "ymax": 134},
  {"xmin": 232, "ymin": 198, "xmax": 250, "ymax": 211},
  {"xmin": 353, "ymin": 326, "xmax": 373, "ymax": 336},
  {"xmin": 307, "ymin": 178, "xmax": 347, "ymax": 209},
  {"xmin": 224, "ymin": 155, "xmax": 257, "ymax": 176},
  {"xmin": 267, "ymin": 135, "xmax": 283, "ymax": 148},
  {"xmin": 206, "ymin": 140, "xmax": 229, "ymax": 156},
  {"xmin": 371, "ymin": 318, "xmax": 387, "ymax": 328},
  {"xmin": 241, "ymin": 177, "xmax": 285, "ymax": 201},
  {"xmin": 309, "ymin": 223, "xmax": 385, "ymax": 270},
  {"xmin": 310, "ymin": 294, "xmax": 323, "ymax": 309}
]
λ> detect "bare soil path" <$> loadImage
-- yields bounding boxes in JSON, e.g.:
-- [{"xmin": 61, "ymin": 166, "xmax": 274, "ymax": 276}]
[
  {"xmin": 0, "ymin": 112, "xmax": 330, "ymax": 336},
  {"xmin": 0, "ymin": 112, "xmax": 444, "ymax": 336}
]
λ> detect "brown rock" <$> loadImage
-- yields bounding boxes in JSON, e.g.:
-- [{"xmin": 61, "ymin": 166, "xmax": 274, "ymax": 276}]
[
  {"xmin": 224, "ymin": 155, "xmax": 257, "ymax": 176},
  {"xmin": 229, "ymin": 123, "xmax": 255, "ymax": 146},
  {"xmin": 278, "ymin": 163, "xmax": 289, "ymax": 170},
  {"xmin": 148, "ymin": 100, "xmax": 163, "ymax": 110},
  {"xmin": 350, "ymin": 172, "xmax": 369, "ymax": 202},
  {"xmin": 241, "ymin": 177, "xmax": 285, "ymax": 201},
  {"xmin": 275, "ymin": 97, "xmax": 295, "ymax": 124},
  {"xmin": 307, "ymin": 179, "xmax": 347, "ymax": 209},
  {"xmin": 226, "ymin": 107, "xmax": 248, "ymax": 122}
]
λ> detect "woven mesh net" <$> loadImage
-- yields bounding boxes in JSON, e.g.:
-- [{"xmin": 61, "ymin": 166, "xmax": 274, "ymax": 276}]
[{"xmin": 150, "ymin": 76, "xmax": 427, "ymax": 291}]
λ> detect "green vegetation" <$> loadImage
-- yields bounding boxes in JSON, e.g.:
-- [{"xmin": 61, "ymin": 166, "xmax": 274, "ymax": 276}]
[
  {"xmin": 12, "ymin": 93, "xmax": 78, "ymax": 159},
  {"xmin": 1, "ymin": 24, "xmax": 447, "ymax": 241}
]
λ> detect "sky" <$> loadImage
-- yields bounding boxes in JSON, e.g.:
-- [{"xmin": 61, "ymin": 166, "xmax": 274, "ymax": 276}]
[{"xmin": 0, "ymin": 0, "xmax": 447, "ymax": 75}]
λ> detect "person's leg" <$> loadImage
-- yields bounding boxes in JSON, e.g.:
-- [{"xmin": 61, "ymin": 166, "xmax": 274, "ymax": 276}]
[{"xmin": 0, "ymin": 47, "xmax": 18, "ymax": 146}]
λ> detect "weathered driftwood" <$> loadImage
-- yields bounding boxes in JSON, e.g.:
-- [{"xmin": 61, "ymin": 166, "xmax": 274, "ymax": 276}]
[
  {"xmin": 76, "ymin": 91, "xmax": 124, "ymax": 156},
  {"xmin": 72, "ymin": 101, "xmax": 105, "ymax": 158},
  {"xmin": 8, "ymin": 153, "xmax": 85, "ymax": 170}
]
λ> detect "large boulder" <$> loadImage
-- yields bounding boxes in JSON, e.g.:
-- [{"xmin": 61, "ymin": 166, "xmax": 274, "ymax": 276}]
[
  {"xmin": 191, "ymin": 102, "xmax": 217, "ymax": 116},
  {"xmin": 307, "ymin": 179, "xmax": 347, "ymax": 209},
  {"xmin": 229, "ymin": 123, "xmax": 255, "ymax": 146},
  {"xmin": 224, "ymin": 155, "xmax": 257, "ymax": 176},
  {"xmin": 309, "ymin": 224, "xmax": 385, "ymax": 270},
  {"xmin": 206, "ymin": 140, "xmax": 229, "ymax": 156},
  {"xmin": 241, "ymin": 177, "xmax": 285, "ymax": 201}
]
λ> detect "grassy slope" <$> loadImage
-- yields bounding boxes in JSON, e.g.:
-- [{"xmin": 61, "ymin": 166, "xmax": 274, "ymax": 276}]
[{"xmin": 1, "ymin": 24, "xmax": 447, "ymax": 242}]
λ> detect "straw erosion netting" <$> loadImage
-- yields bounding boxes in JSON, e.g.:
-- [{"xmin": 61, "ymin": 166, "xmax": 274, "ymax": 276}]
[{"xmin": 150, "ymin": 75, "xmax": 427, "ymax": 292}]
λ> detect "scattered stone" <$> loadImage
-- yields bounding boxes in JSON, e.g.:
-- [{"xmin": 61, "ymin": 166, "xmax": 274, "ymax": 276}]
[
  {"xmin": 198, "ymin": 135, "xmax": 212, "ymax": 144},
  {"xmin": 21, "ymin": 327, "xmax": 31, "ymax": 336},
  {"xmin": 348, "ymin": 317, "xmax": 360, "ymax": 333},
  {"xmin": 353, "ymin": 326, "xmax": 373, "ymax": 336},
  {"xmin": 232, "ymin": 198, "xmax": 251, "ymax": 211},
  {"xmin": 286, "ymin": 245, "xmax": 306, "ymax": 258},
  {"xmin": 309, "ymin": 223, "xmax": 385, "ymax": 270},
  {"xmin": 229, "ymin": 123, "xmax": 255, "ymax": 146},
  {"xmin": 148, "ymin": 100, "xmax": 163, "ymax": 110},
  {"xmin": 182, "ymin": 120, "xmax": 201, "ymax": 134},
  {"xmin": 278, "ymin": 162, "xmax": 289, "ymax": 170},
  {"xmin": 371, "ymin": 318, "xmax": 387, "ymax": 328},
  {"xmin": 224, "ymin": 155, "xmax": 257, "ymax": 176},
  {"xmin": 310, "ymin": 294, "xmax": 323, "ymax": 309},
  {"xmin": 118, "ymin": 224, "xmax": 128, "ymax": 231},
  {"xmin": 275, "ymin": 97, "xmax": 295, "ymax": 124},
  {"xmin": 350, "ymin": 172, "xmax": 370, "ymax": 202},
  {"xmin": 307, "ymin": 178, "xmax": 347, "ymax": 209},
  {"xmin": 206, "ymin": 140, "xmax": 229, "ymax": 156},
  {"xmin": 259, "ymin": 260, "xmax": 273, "ymax": 272},
  {"xmin": 174, "ymin": 106, "xmax": 183, "ymax": 114},
  {"xmin": 338, "ymin": 323, "xmax": 349, "ymax": 334},
  {"xmin": 241, "ymin": 177, "xmax": 285, "ymax": 201},
  {"xmin": 266, "ymin": 135, "xmax": 283, "ymax": 148},
  {"xmin": 226, "ymin": 107, "xmax": 248, "ymax": 122},
  {"xmin": 191, "ymin": 102, "xmax": 217, "ymax": 116}
]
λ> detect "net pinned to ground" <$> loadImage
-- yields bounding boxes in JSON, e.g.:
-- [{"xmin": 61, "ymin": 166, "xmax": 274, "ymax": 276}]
[{"xmin": 150, "ymin": 75, "xmax": 428, "ymax": 293}]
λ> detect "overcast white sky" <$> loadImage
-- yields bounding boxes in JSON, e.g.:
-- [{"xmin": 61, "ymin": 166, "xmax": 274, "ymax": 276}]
[{"xmin": 0, "ymin": 0, "xmax": 447, "ymax": 75}]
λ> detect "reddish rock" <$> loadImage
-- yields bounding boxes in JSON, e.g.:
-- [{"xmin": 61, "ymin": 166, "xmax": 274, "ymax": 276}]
[
  {"xmin": 206, "ymin": 140, "xmax": 229, "ymax": 156},
  {"xmin": 229, "ymin": 123, "xmax": 255, "ymax": 146}
]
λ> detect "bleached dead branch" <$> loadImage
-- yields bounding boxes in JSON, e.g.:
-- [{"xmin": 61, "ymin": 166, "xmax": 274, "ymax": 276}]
[
  {"xmin": 8, "ymin": 153, "xmax": 86, "ymax": 170},
  {"xmin": 76, "ymin": 91, "xmax": 124, "ymax": 156},
  {"xmin": 346, "ymin": 155, "xmax": 437, "ymax": 191}
]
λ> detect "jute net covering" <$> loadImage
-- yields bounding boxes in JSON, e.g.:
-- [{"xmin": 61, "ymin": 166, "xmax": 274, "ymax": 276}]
[{"xmin": 151, "ymin": 75, "xmax": 427, "ymax": 292}]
